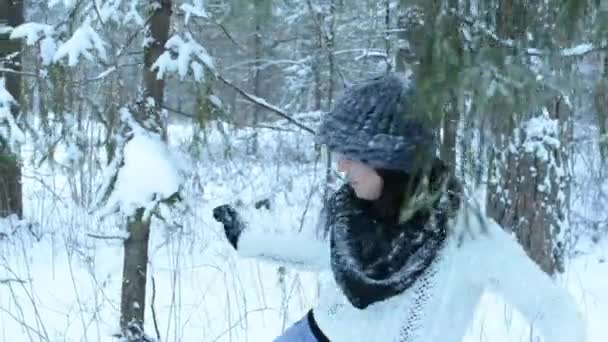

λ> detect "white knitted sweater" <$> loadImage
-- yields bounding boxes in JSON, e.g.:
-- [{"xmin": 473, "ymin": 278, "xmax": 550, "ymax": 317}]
[{"xmin": 236, "ymin": 204, "xmax": 586, "ymax": 342}]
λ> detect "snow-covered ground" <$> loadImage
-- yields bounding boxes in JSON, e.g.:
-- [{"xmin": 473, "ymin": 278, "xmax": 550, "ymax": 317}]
[{"xmin": 1, "ymin": 122, "xmax": 606, "ymax": 341}]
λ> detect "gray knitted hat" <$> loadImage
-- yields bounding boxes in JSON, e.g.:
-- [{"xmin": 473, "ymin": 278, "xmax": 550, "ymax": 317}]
[{"xmin": 316, "ymin": 73, "xmax": 436, "ymax": 172}]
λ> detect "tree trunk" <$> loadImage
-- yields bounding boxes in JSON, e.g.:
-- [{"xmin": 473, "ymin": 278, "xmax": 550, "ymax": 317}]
[
  {"xmin": 120, "ymin": 210, "xmax": 152, "ymax": 339},
  {"xmin": 327, "ymin": 0, "xmax": 336, "ymax": 108},
  {"xmin": 486, "ymin": 0, "xmax": 566, "ymax": 275},
  {"xmin": 395, "ymin": 2, "xmax": 425, "ymax": 72},
  {"xmin": 441, "ymin": 91, "xmax": 458, "ymax": 174},
  {"xmin": 249, "ymin": 1, "xmax": 264, "ymax": 154},
  {"xmin": 594, "ymin": 56, "xmax": 608, "ymax": 164},
  {"xmin": 119, "ymin": 0, "xmax": 170, "ymax": 339},
  {"xmin": 0, "ymin": 0, "xmax": 24, "ymax": 219},
  {"xmin": 307, "ymin": 1, "xmax": 323, "ymax": 111}
]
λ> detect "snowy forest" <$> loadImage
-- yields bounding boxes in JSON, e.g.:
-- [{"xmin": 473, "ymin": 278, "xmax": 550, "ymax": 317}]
[{"xmin": 0, "ymin": 0, "xmax": 607, "ymax": 341}]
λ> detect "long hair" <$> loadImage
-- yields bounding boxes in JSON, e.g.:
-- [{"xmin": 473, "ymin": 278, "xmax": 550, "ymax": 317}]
[{"xmin": 365, "ymin": 158, "xmax": 451, "ymax": 224}]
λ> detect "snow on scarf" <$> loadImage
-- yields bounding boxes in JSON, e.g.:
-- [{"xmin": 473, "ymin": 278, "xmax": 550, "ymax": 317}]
[{"xmin": 326, "ymin": 168, "xmax": 462, "ymax": 309}]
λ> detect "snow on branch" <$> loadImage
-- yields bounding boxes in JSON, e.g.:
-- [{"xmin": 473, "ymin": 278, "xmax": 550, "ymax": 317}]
[
  {"xmin": 9, "ymin": 22, "xmax": 53, "ymax": 45},
  {"xmin": 216, "ymin": 74, "xmax": 316, "ymax": 134},
  {"xmin": 10, "ymin": 22, "xmax": 57, "ymax": 65},
  {"xmin": 94, "ymin": 108, "xmax": 183, "ymax": 219},
  {"xmin": 152, "ymin": 33, "xmax": 214, "ymax": 81},
  {"xmin": 123, "ymin": 0, "xmax": 145, "ymax": 26},
  {"xmin": 0, "ymin": 24, "xmax": 12, "ymax": 35},
  {"xmin": 180, "ymin": 0, "xmax": 208, "ymax": 24},
  {"xmin": 53, "ymin": 20, "xmax": 108, "ymax": 66},
  {"xmin": 0, "ymin": 78, "xmax": 24, "ymax": 147},
  {"xmin": 48, "ymin": 0, "xmax": 77, "ymax": 9},
  {"xmin": 560, "ymin": 43, "xmax": 596, "ymax": 57}
]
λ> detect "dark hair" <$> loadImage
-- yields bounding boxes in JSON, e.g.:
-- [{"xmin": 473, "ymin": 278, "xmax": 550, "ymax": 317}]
[{"xmin": 364, "ymin": 158, "xmax": 449, "ymax": 223}]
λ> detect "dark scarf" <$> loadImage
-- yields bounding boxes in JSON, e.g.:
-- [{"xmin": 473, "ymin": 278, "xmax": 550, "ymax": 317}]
[{"xmin": 326, "ymin": 170, "xmax": 462, "ymax": 309}]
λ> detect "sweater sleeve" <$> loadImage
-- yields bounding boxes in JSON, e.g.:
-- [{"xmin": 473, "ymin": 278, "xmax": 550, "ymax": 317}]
[
  {"xmin": 234, "ymin": 208, "xmax": 331, "ymax": 272},
  {"xmin": 480, "ymin": 219, "xmax": 586, "ymax": 342}
]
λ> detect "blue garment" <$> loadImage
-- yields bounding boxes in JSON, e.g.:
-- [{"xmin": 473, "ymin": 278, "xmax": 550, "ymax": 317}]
[{"xmin": 273, "ymin": 310, "xmax": 329, "ymax": 342}]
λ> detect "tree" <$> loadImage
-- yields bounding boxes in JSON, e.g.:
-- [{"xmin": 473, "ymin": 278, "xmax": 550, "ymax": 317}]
[
  {"xmin": 0, "ymin": 0, "xmax": 24, "ymax": 219},
  {"xmin": 594, "ymin": 56, "xmax": 608, "ymax": 163},
  {"xmin": 118, "ymin": 0, "xmax": 172, "ymax": 340},
  {"xmin": 484, "ymin": 0, "xmax": 575, "ymax": 275},
  {"xmin": 394, "ymin": 0, "xmax": 596, "ymax": 274}
]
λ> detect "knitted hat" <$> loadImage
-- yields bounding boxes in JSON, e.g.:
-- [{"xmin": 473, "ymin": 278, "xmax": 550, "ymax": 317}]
[{"xmin": 316, "ymin": 73, "xmax": 436, "ymax": 172}]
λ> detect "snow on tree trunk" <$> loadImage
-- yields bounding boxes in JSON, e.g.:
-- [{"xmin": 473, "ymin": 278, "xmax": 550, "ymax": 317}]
[
  {"xmin": 0, "ymin": 0, "xmax": 23, "ymax": 219},
  {"xmin": 484, "ymin": 0, "xmax": 572, "ymax": 275},
  {"xmin": 487, "ymin": 109, "xmax": 568, "ymax": 274}
]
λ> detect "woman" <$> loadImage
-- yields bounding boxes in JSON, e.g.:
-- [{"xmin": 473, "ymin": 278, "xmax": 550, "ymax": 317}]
[{"xmin": 213, "ymin": 74, "xmax": 586, "ymax": 342}]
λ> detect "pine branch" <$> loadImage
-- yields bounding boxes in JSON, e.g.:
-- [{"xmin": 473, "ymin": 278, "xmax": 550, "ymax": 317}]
[{"xmin": 451, "ymin": 8, "xmax": 607, "ymax": 58}]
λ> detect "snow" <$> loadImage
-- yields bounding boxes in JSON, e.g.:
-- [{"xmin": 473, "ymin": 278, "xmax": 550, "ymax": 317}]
[
  {"xmin": 99, "ymin": 112, "xmax": 182, "ymax": 218},
  {"xmin": 48, "ymin": 0, "xmax": 77, "ymax": 8},
  {"xmin": 522, "ymin": 111, "xmax": 560, "ymax": 160},
  {"xmin": 97, "ymin": 0, "xmax": 122, "ymax": 23},
  {"xmin": 208, "ymin": 94, "xmax": 222, "ymax": 108},
  {"xmin": 9, "ymin": 22, "xmax": 54, "ymax": 46},
  {"xmin": 180, "ymin": 0, "xmax": 209, "ymax": 24},
  {"xmin": 0, "ymin": 122, "xmax": 606, "ymax": 341},
  {"xmin": 562, "ymin": 43, "xmax": 595, "ymax": 57},
  {"xmin": 0, "ymin": 78, "xmax": 25, "ymax": 146},
  {"xmin": 40, "ymin": 36, "xmax": 58, "ymax": 65},
  {"xmin": 53, "ymin": 20, "xmax": 108, "ymax": 66},
  {"xmin": 151, "ymin": 33, "xmax": 214, "ymax": 81},
  {"xmin": 123, "ymin": 0, "xmax": 145, "ymax": 26},
  {"xmin": 0, "ymin": 24, "xmax": 13, "ymax": 35},
  {"xmin": 92, "ymin": 66, "xmax": 117, "ymax": 81},
  {"xmin": 9, "ymin": 23, "xmax": 58, "ymax": 65}
]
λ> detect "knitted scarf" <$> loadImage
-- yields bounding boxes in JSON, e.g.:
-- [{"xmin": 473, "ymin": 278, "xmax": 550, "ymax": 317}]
[{"xmin": 326, "ymin": 170, "xmax": 462, "ymax": 309}]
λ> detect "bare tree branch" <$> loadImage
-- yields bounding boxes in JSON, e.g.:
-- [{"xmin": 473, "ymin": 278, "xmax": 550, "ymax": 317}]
[
  {"xmin": 0, "ymin": 67, "xmax": 38, "ymax": 78},
  {"xmin": 150, "ymin": 275, "xmax": 161, "ymax": 342},
  {"xmin": 86, "ymin": 233, "xmax": 127, "ymax": 241},
  {"xmin": 0, "ymin": 278, "xmax": 27, "ymax": 285},
  {"xmin": 160, "ymin": 104, "xmax": 300, "ymax": 132},
  {"xmin": 216, "ymin": 74, "xmax": 316, "ymax": 134}
]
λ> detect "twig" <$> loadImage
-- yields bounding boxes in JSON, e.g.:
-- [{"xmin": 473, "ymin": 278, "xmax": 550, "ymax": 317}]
[
  {"xmin": 160, "ymin": 104, "xmax": 299, "ymax": 132},
  {"xmin": 211, "ymin": 307, "xmax": 275, "ymax": 342},
  {"xmin": 86, "ymin": 233, "xmax": 127, "ymax": 241},
  {"xmin": 160, "ymin": 104, "xmax": 196, "ymax": 119},
  {"xmin": 0, "ymin": 278, "xmax": 27, "ymax": 285},
  {"xmin": 0, "ymin": 67, "xmax": 39, "ymax": 78},
  {"xmin": 0, "ymin": 306, "xmax": 48, "ymax": 341},
  {"xmin": 151, "ymin": 276, "xmax": 161, "ymax": 342},
  {"xmin": 216, "ymin": 74, "xmax": 315, "ymax": 134},
  {"xmin": 65, "ymin": 239, "xmax": 89, "ymax": 342},
  {"xmin": 211, "ymin": 21, "xmax": 247, "ymax": 52}
]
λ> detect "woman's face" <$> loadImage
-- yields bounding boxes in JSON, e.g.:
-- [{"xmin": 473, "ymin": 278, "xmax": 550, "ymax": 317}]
[{"xmin": 336, "ymin": 154, "xmax": 383, "ymax": 200}]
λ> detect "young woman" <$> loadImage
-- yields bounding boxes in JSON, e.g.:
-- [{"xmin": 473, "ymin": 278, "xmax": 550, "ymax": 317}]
[{"xmin": 213, "ymin": 74, "xmax": 586, "ymax": 342}]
